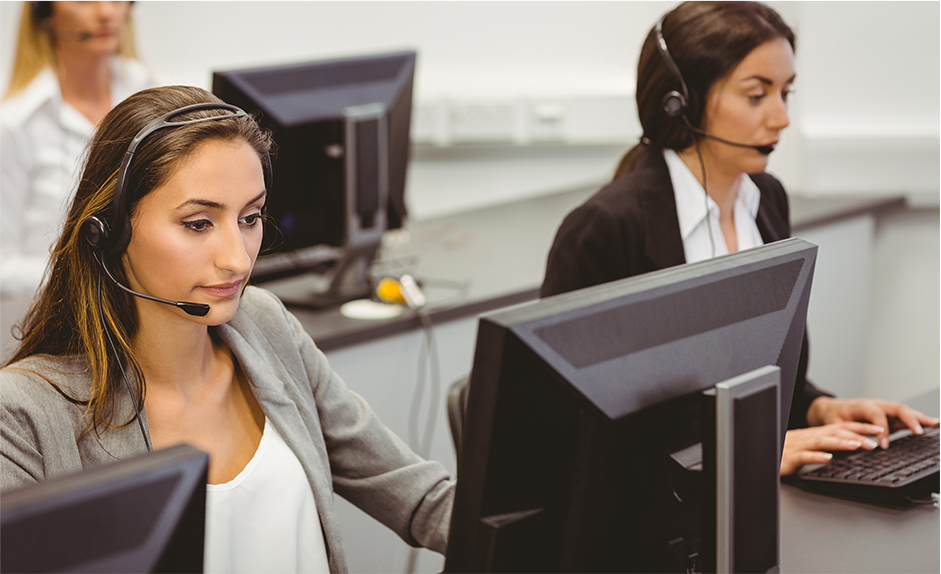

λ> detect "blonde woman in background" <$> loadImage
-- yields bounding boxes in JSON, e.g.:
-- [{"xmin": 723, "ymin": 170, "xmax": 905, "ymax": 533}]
[{"xmin": 1, "ymin": 1, "xmax": 154, "ymax": 297}]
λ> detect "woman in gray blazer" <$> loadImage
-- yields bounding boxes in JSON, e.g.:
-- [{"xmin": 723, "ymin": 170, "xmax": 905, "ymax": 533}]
[{"xmin": 0, "ymin": 85, "xmax": 453, "ymax": 573}]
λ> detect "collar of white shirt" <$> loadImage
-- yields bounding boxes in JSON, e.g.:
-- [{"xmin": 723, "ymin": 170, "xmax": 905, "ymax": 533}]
[
  {"xmin": 2, "ymin": 57, "xmax": 151, "ymax": 136},
  {"xmin": 662, "ymin": 148, "xmax": 761, "ymax": 241}
]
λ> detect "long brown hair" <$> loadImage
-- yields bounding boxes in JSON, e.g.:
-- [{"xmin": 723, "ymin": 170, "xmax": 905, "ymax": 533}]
[
  {"xmin": 3, "ymin": 1, "xmax": 141, "ymax": 100},
  {"xmin": 613, "ymin": 1, "xmax": 795, "ymax": 180},
  {"xmin": 5, "ymin": 86, "xmax": 274, "ymax": 435}
]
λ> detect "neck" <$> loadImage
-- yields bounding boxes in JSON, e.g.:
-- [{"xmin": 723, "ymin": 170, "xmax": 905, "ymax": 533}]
[
  {"xmin": 55, "ymin": 49, "xmax": 112, "ymax": 124},
  {"xmin": 676, "ymin": 144, "xmax": 741, "ymax": 212},
  {"xmin": 131, "ymin": 305, "xmax": 221, "ymax": 397}
]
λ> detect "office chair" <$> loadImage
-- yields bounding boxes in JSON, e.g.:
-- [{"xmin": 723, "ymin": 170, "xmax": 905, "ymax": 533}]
[{"xmin": 447, "ymin": 375, "xmax": 470, "ymax": 473}]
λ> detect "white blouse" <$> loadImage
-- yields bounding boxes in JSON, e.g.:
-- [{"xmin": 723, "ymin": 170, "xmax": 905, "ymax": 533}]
[
  {"xmin": 205, "ymin": 419, "xmax": 330, "ymax": 574},
  {"xmin": 0, "ymin": 57, "xmax": 153, "ymax": 298},
  {"xmin": 662, "ymin": 148, "xmax": 764, "ymax": 263}
]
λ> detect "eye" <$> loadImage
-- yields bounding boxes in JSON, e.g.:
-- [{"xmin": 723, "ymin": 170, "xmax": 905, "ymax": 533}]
[
  {"xmin": 782, "ymin": 88, "xmax": 794, "ymax": 103},
  {"xmin": 240, "ymin": 212, "xmax": 263, "ymax": 227},
  {"xmin": 182, "ymin": 219, "xmax": 211, "ymax": 232},
  {"xmin": 748, "ymin": 93, "xmax": 765, "ymax": 104}
]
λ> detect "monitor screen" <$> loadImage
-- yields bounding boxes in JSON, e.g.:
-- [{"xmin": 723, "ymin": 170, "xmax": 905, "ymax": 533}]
[
  {"xmin": 445, "ymin": 238, "xmax": 817, "ymax": 572},
  {"xmin": 1, "ymin": 444, "xmax": 208, "ymax": 573},
  {"xmin": 212, "ymin": 51, "xmax": 415, "ymax": 283}
]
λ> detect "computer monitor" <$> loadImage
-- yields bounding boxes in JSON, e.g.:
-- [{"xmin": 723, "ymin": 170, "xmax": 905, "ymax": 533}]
[
  {"xmin": 212, "ymin": 50, "xmax": 416, "ymax": 305},
  {"xmin": 445, "ymin": 238, "xmax": 817, "ymax": 572},
  {"xmin": 1, "ymin": 444, "xmax": 208, "ymax": 573}
]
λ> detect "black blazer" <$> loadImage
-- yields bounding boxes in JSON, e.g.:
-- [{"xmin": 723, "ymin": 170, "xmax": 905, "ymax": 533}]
[{"xmin": 541, "ymin": 145, "xmax": 829, "ymax": 428}]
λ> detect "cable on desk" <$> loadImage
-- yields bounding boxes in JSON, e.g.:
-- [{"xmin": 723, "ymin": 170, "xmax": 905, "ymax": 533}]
[{"xmin": 369, "ymin": 254, "xmax": 421, "ymax": 283}]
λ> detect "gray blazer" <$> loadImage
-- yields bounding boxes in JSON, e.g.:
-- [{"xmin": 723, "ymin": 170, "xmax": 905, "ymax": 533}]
[{"xmin": 0, "ymin": 286, "xmax": 454, "ymax": 572}]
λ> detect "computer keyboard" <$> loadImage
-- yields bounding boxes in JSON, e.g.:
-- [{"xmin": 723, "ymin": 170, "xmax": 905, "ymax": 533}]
[{"xmin": 797, "ymin": 426, "xmax": 939, "ymax": 501}]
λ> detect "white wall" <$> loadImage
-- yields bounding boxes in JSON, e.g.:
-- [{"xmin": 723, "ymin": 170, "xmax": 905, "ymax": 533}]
[{"xmin": 2, "ymin": 1, "xmax": 937, "ymax": 218}]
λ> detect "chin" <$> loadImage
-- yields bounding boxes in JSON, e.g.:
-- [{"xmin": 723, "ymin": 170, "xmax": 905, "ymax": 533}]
[
  {"xmin": 196, "ymin": 299, "xmax": 242, "ymax": 327},
  {"xmin": 742, "ymin": 156, "xmax": 770, "ymax": 174}
]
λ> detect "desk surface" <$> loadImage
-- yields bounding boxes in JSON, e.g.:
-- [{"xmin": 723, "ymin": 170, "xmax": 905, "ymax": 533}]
[
  {"xmin": 780, "ymin": 388, "xmax": 940, "ymax": 573},
  {"xmin": 262, "ymin": 188, "xmax": 906, "ymax": 351}
]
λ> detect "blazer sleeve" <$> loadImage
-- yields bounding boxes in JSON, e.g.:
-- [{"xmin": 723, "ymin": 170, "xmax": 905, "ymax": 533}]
[
  {"xmin": 276, "ymin": 296, "xmax": 455, "ymax": 553},
  {"xmin": 0, "ymin": 368, "xmax": 48, "ymax": 490},
  {"xmin": 542, "ymin": 200, "xmax": 633, "ymax": 298},
  {"xmin": 0, "ymin": 364, "xmax": 90, "ymax": 492}
]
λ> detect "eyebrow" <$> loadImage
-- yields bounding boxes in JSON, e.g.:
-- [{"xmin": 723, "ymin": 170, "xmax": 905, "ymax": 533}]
[
  {"xmin": 744, "ymin": 73, "xmax": 797, "ymax": 86},
  {"xmin": 175, "ymin": 190, "xmax": 267, "ymax": 212}
]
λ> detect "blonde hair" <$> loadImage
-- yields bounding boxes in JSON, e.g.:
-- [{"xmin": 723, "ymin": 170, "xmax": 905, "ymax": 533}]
[{"xmin": 4, "ymin": 1, "xmax": 140, "ymax": 100}]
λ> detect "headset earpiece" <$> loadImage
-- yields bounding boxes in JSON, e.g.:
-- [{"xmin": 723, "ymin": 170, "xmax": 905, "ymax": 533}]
[
  {"xmin": 108, "ymin": 221, "xmax": 133, "ymax": 256},
  {"xmin": 30, "ymin": 1, "xmax": 52, "ymax": 23},
  {"xmin": 81, "ymin": 215, "xmax": 130, "ymax": 255},
  {"xmin": 662, "ymin": 90, "xmax": 687, "ymax": 118},
  {"xmin": 82, "ymin": 216, "xmax": 110, "ymax": 251}
]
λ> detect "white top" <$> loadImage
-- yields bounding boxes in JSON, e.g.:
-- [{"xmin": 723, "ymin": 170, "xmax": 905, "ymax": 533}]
[
  {"xmin": 205, "ymin": 419, "xmax": 330, "ymax": 574},
  {"xmin": 663, "ymin": 148, "xmax": 764, "ymax": 264},
  {"xmin": 0, "ymin": 57, "xmax": 153, "ymax": 298}
]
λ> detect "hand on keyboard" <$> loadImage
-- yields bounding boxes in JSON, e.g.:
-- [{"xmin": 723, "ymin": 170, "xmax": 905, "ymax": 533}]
[
  {"xmin": 806, "ymin": 397, "xmax": 941, "ymax": 449},
  {"xmin": 797, "ymin": 428, "xmax": 940, "ymax": 500},
  {"xmin": 780, "ymin": 421, "xmax": 883, "ymax": 476}
]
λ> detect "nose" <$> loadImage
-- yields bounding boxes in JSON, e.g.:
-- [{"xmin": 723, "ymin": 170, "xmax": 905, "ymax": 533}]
[
  {"xmin": 768, "ymin": 94, "xmax": 790, "ymax": 131},
  {"xmin": 214, "ymin": 221, "xmax": 254, "ymax": 277},
  {"xmin": 95, "ymin": 2, "xmax": 122, "ymax": 22}
]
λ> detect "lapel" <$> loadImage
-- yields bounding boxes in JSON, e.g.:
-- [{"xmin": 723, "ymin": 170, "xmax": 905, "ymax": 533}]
[
  {"xmin": 754, "ymin": 178, "xmax": 786, "ymax": 243},
  {"xmin": 215, "ymin": 323, "xmax": 344, "ymax": 571},
  {"xmin": 633, "ymin": 150, "xmax": 783, "ymax": 268},
  {"xmin": 636, "ymin": 147, "xmax": 688, "ymax": 269}
]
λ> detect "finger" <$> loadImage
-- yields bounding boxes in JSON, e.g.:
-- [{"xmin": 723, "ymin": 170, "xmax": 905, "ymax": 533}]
[
  {"xmin": 804, "ymin": 435, "xmax": 867, "ymax": 453},
  {"xmin": 852, "ymin": 399, "xmax": 899, "ymax": 448},
  {"xmin": 891, "ymin": 405, "xmax": 925, "ymax": 436},
  {"xmin": 780, "ymin": 450, "xmax": 832, "ymax": 477},
  {"xmin": 827, "ymin": 429, "xmax": 879, "ymax": 450},
  {"xmin": 831, "ymin": 421, "xmax": 885, "ymax": 436},
  {"xmin": 917, "ymin": 413, "xmax": 941, "ymax": 428}
]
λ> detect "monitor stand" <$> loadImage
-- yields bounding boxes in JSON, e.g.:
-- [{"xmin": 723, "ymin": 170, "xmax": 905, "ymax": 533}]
[
  {"xmin": 701, "ymin": 365, "xmax": 782, "ymax": 574},
  {"xmin": 255, "ymin": 242, "xmax": 380, "ymax": 309}
]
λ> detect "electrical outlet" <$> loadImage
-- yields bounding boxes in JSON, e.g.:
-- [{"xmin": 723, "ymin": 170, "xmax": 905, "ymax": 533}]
[{"xmin": 450, "ymin": 101, "xmax": 517, "ymax": 143}]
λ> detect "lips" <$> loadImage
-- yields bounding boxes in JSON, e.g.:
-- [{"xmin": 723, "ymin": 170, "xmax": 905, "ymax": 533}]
[{"xmin": 200, "ymin": 280, "xmax": 244, "ymax": 298}]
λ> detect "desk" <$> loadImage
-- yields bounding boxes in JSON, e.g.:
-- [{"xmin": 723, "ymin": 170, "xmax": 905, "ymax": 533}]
[
  {"xmin": 266, "ymin": 189, "xmax": 906, "ymax": 351},
  {"xmin": 780, "ymin": 388, "xmax": 940, "ymax": 573}
]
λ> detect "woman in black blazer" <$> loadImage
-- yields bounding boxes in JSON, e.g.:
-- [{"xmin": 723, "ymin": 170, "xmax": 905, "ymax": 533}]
[{"xmin": 542, "ymin": 1, "xmax": 937, "ymax": 476}]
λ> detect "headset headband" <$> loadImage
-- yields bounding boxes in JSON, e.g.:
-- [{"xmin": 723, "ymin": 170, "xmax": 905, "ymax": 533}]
[
  {"xmin": 94, "ymin": 102, "xmax": 272, "ymax": 255},
  {"xmin": 654, "ymin": 14, "xmax": 692, "ymax": 120}
]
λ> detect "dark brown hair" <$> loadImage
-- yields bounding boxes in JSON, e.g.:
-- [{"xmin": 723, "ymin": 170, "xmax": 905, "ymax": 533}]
[
  {"xmin": 6, "ymin": 85, "xmax": 273, "ymax": 435},
  {"xmin": 614, "ymin": 1, "xmax": 795, "ymax": 179}
]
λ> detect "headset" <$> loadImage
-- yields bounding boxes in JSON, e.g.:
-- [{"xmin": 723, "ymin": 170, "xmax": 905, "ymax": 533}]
[
  {"xmin": 31, "ymin": 1, "xmax": 95, "ymax": 42},
  {"xmin": 654, "ymin": 15, "xmax": 775, "ymax": 155},
  {"xmin": 81, "ymin": 102, "xmax": 273, "ymax": 317},
  {"xmin": 29, "ymin": 1, "xmax": 52, "ymax": 23},
  {"xmin": 652, "ymin": 13, "xmax": 779, "ymax": 259},
  {"xmin": 83, "ymin": 102, "xmax": 272, "ymax": 451}
]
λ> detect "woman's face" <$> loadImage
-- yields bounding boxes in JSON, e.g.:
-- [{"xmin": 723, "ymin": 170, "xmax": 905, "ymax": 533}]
[
  {"xmin": 123, "ymin": 139, "xmax": 267, "ymax": 327},
  {"xmin": 48, "ymin": 1, "xmax": 130, "ymax": 56},
  {"xmin": 699, "ymin": 37, "xmax": 796, "ymax": 175}
]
